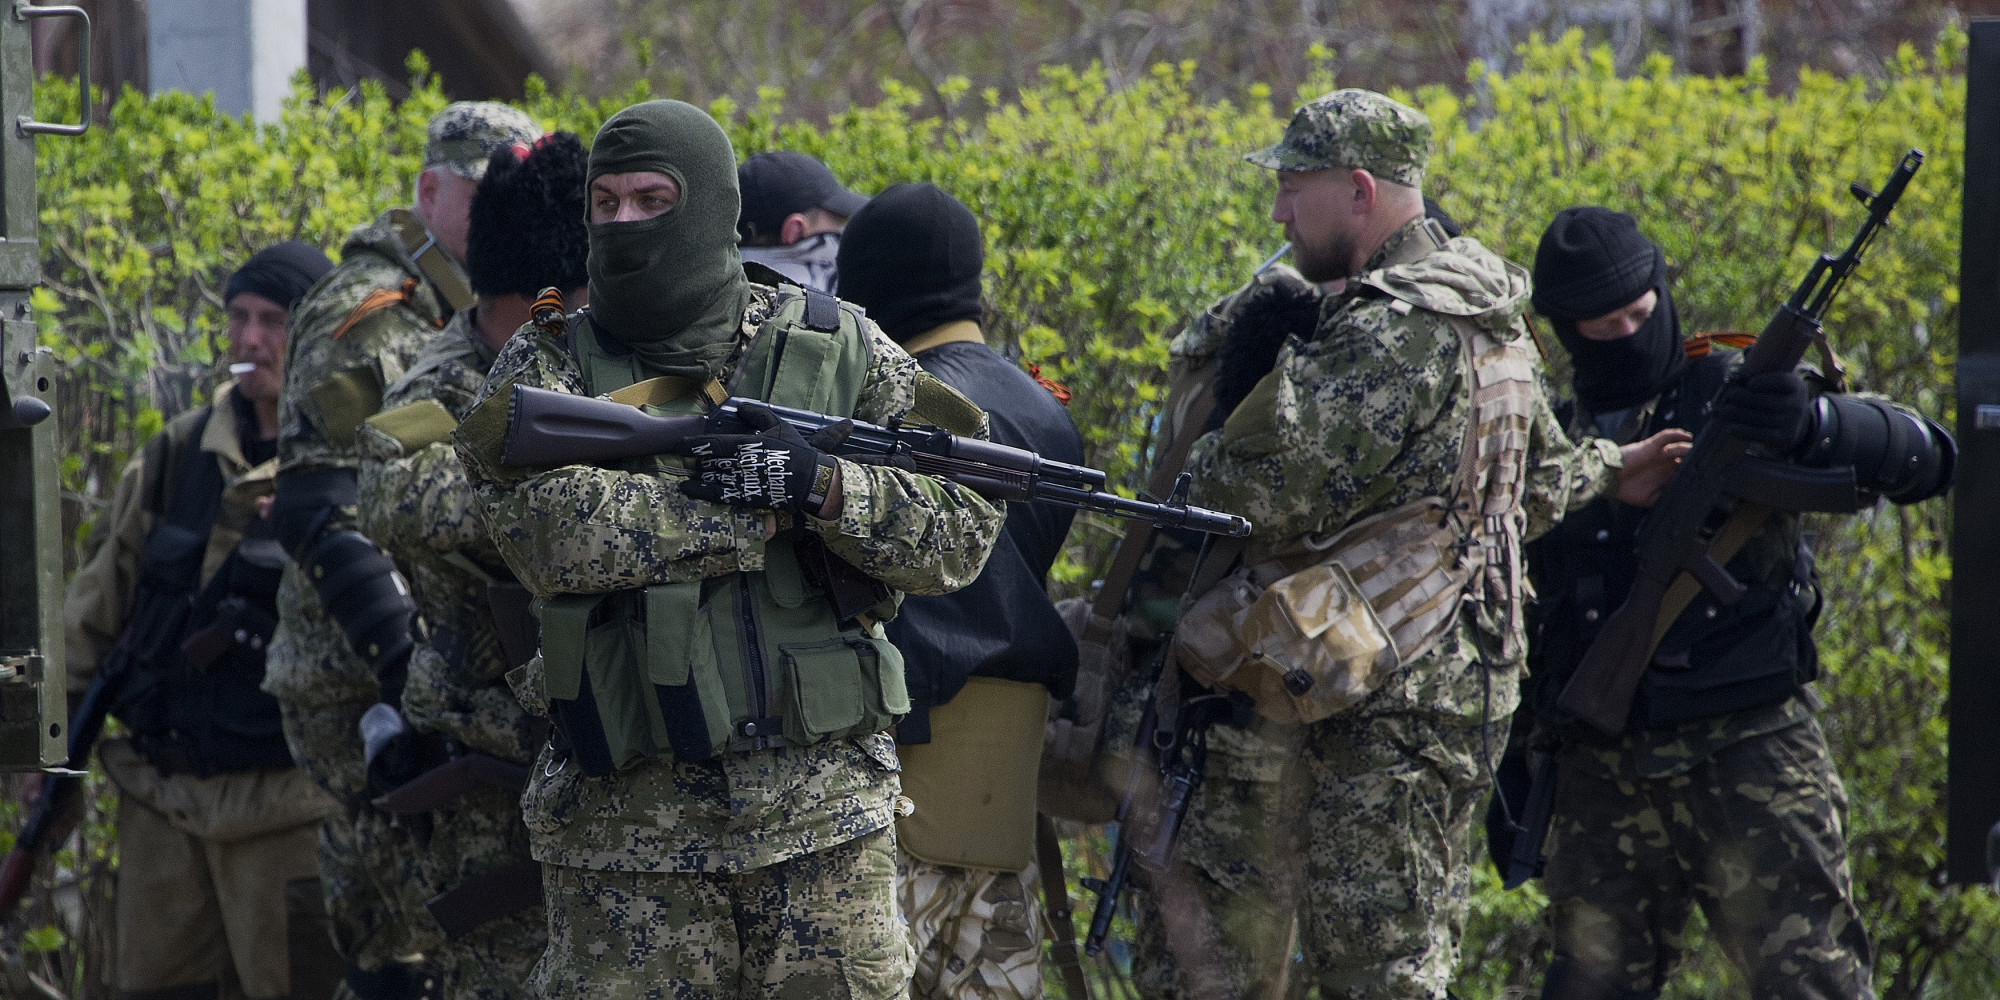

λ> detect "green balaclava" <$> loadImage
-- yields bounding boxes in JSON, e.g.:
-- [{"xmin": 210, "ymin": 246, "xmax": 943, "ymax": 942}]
[{"xmin": 585, "ymin": 99, "xmax": 752, "ymax": 378}]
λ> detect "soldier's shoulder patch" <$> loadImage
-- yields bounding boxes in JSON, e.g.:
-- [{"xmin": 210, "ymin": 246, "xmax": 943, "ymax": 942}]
[
  {"xmin": 364, "ymin": 398, "xmax": 459, "ymax": 454},
  {"xmin": 305, "ymin": 364, "xmax": 385, "ymax": 449},
  {"xmin": 908, "ymin": 372, "xmax": 986, "ymax": 437}
]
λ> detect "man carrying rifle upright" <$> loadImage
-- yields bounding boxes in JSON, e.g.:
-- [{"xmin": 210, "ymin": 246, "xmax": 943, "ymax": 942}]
[
  {"xmin": 1130, "ymin": 91, "xmax": 1689, "ymax": 1000},
  {"xmin": 354, "ymin": 132, "xmax": 591, "ymax": 999},
  {"xmin": 1511, "ymin": 208, "xmax": 1953, "ymax": 1000},
  {"xmin": 61, "ymin": 242, "xmax": 343, "ymax": 1000},
  {"xmin": 264, "ymin": 101, "xmax": 539, "ymax": 999},
  {"xmin": 452, "ymin": 99, "xmax": 1006, "ymax": 999},
  {"xmin": 835, "ymin": 182, "xmax": 1085, "ymax": 1000}
]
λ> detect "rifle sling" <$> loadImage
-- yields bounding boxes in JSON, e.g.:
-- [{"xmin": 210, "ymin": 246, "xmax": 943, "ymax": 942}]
[
  {"xmin": 1037, "ymin": 812, "xmax": 1092, "ymax": 1000},
  {"xmin": 388, "ymin": 207, "xmax": 474, "ymax": 316},
  {"xmin": 1648, "ymin": 502, "xmax": 1771, "ymax": 650},
  {"xmin": 1083, "ymin": 377, "xmax": 1218, "ymax": 640},
  {"xmin": 607, "ymin": 375, "xmax": 727, "ymax": 410}
]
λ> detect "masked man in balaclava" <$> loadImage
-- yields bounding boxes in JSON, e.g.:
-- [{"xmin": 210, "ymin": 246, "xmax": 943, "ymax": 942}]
[
  {"xmin": 837, "ymin": 182, "xmax": 1086, "ymax": 1000},
  {"xmin": 1511, "ymin": 207, "xmax": 1953, "ymax": 1000},
  {"xmin": 356, "ymin": 132, "xmax": 593, "ymax": 999},
  {"xmin": 455, "ymin": 100, "xmax": 1006, "ymax": 999}
]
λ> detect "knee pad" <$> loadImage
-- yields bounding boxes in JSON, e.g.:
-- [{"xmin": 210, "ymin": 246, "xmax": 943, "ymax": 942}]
[{"xmin": 304, "ymin": 530, "xmax": 416, "ymax": 701}]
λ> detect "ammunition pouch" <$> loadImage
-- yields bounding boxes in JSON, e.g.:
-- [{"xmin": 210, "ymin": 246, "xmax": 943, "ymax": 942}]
[
  {"xmin": 1796, "ymin": 393, "xmax": 1955, "ymax": 503},
  {"xmin": 537, "ymin": 568, "xmax": 910, "ymax": 778}
]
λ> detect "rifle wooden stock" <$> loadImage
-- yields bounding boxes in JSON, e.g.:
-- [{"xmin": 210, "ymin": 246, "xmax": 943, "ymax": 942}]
[{"xmin": 1557, "ymin": 149, "xmax": 1922, "ymax": 734}]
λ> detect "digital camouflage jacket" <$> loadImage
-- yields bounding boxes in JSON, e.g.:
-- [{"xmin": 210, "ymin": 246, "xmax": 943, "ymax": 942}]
[
  {"xmin": 1184, "ymin": 217, "xmax": 1623, "ymax": 724},
  {"xmin": 457, "ymin": 281, "xmax": 1006, "ymax": 873}
]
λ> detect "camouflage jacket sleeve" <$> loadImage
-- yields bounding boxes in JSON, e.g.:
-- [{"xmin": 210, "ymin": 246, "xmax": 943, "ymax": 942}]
[
  {"xmin": 358, "ymin": 436, "xmax": 499, "ymax": 566},
  {"xmin": 457, "ymin": 327, "xmax": 777, "ymax": 598},
  {"xmin": 357, "ymin": 329, "xmax": 502, "ymax": 565},
  {"xmin": 275, "ymin": 232, "xmax": 444, "ymax": 569},
  {"xmin": 806, "ymin": 322, "xmax": 1005, "ymax": 597},
  {"xmin": 1521, "ymin": 367, "xmax": 1622, "ymax": 542},
  {"xmin": 1184, "ymin": 294, "xmax": 1464, "ymax": 544}
]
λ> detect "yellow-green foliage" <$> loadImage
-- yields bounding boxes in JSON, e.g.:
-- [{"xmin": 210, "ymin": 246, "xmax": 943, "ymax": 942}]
[{"xmin": 24, "ymin": 30, "xmax": 1985, "ymax": 1000}]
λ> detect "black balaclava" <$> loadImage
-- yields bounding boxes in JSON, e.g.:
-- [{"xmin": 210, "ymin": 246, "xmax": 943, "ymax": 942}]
[
  {"xmin": 835, "ymin": 182, "xmax": 984, "ymax": 343},
  {"xmin": 1531, "ymin": 206, "xmax": 1683, "ymax": 414},
  {"xmin": 585, "ymin": 100, "xmax": 751, "ymax": 378},
  {"xmin": 468, "ymin": 132, "xmax": 590, "ymax": 298},
  {"xmin": 226, "ymin": 240, "xmax": 333, "ymax": 310}
]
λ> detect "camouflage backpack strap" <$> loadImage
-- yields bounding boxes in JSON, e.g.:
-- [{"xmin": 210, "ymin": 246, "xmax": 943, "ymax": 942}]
[{"xmin": 386, "ymin": 207, "xmax": 475, "ymax": 316}]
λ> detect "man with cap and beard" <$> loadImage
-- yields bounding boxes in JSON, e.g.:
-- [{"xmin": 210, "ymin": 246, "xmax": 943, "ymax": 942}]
[
  {"xmin": 1511, "ymin": 208, "xmax": 1953, "ymax": 1000},
  {"xmin": 735, "ymin": 150, "xmax": 869, "ymax": 293},
  {"xmin": 1127, "ymin": 91, "xmax": 1691, "ymax": 1000},
  {"xmin": 355, "ymin": 132, "xmax": 591, "ymax": 1000},
  {"xmin": 62, "ymin": 242, "xmax": 344, "ymax": 1000},
  {"xmin": 265, "ymin": 101, "xmax": 541, "ymax": 999},
  {"xmin": 453, "ymin": 100, "xmax": 1005, "ymax": 999},
  {"xmin": 835, "ymin": 182, "xmax": 1085, "ymax": 1000}
]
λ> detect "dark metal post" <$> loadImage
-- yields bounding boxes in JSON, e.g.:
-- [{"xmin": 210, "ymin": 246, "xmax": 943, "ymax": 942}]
[
  {"xmin": 0, "ymin": 3, "xmax": 83, "ymax": 770},
  {"xmin": 1950, "ymin": 19, "xmax": 2000, "ymax": 885}
]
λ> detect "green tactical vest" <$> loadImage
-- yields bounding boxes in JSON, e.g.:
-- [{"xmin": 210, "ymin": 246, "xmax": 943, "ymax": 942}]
[{"xmin": 537, "ymin": 287, "xmax": 910, "ymax": 777}]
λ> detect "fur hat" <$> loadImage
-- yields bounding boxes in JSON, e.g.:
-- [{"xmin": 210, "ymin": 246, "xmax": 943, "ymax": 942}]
[{"xmin": 466, "ymin": 132, "xmax": 590, "ymax": 299}]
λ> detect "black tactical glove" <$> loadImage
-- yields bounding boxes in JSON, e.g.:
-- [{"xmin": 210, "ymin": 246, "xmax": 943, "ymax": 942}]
[
  {"xmin": 360, "ymin": 703, "xmax": 449, "ymax": 800},
  {"xmin": 1716, "ymin": 370, "xmax": 1812, "ymax": 451},
  {"xmin": 672, "ymin": 403, "xmax": 848, "ymax": 514}
]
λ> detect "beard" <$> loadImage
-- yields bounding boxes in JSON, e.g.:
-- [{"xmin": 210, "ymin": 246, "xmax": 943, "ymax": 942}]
[{"xmin": 1290, "ymin": 227, "xmax": 1359, "ymax": 284}]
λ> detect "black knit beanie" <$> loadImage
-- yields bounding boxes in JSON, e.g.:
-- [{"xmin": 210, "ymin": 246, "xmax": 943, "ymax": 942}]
[
  {"xmin": 1532, "ymin": 207, "xmax": 1684, "ymax": 413},
  {"xmin": 1531, "ymin": 207, "xmax": 1663, "ymax": 321},
  {"xmin": 835, "ymin": 182, "xmax": 984, "ymax": 342},
  {"xmin": 226, "ymin": 241, "xmax": 332, "ymax": 310},
  {"xmin": 467, "ymin": 132, "xmax": 590, "ymax": 298}
]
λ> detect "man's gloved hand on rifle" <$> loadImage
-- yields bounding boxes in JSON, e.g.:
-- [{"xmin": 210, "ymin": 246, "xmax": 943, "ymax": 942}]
[
  {"xmin": 1716, "ymin": 370, "xmax": 1813, "ymax": 451},
  {"xmin": 671, "ymin": 403, "xmax": 855, "ymax": 518}
]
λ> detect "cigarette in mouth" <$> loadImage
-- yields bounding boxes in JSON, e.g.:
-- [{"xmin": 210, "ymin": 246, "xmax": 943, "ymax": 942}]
[{"xmin": 229, "ymin": 362, "xmax": 257, "ymax": 375}]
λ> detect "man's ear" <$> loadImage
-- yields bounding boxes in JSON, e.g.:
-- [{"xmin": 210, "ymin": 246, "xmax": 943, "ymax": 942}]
[
  {"xmin": 415, "ymin": 167, "xmax": 440, "ymax": 219},
  {"xmin": 1349, "ymin": 169, "xmax": 1378, "ymax": 216},
  {"xmin": 779, "ymin": 212, "xmax": 812, "ymax": 245}
]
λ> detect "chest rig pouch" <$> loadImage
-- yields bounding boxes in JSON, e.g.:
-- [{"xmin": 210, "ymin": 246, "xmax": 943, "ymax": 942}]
[
  {"xmin": 1175, "ymin": 307, "xmax": 1539, "ymax": 724},
  {"xmin": 539, "ymin": 288, "xmax": 911, "ymax": 777}
]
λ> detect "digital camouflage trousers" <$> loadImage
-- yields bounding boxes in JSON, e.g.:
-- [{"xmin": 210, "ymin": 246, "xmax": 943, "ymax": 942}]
[
  {"xmin": 1132, "ymin": 712, "xmax": 1499, "ymax": 1000},
  {"xmin": 1540, "ymin": 717, "xmax": 1874, "ymax": 1000},
  {"xmin": 528, "ymin": 825, "xmax": 912, "ymax": 1000},
  {"xmin": 897, "ymin": 851, "xmax": 1044, "ymax": 1000}
]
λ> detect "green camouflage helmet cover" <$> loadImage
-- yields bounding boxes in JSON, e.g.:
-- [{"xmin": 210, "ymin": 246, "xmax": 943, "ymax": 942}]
[
  {"xmin": 425, "ymin": 102, "xmax": 540, "ymax": 180},
  {"xmin": 1244, "ymin": 89, "xmax": 1432, "ymax": 188}
]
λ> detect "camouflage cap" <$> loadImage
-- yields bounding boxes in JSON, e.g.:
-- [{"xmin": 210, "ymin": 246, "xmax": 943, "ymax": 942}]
[
  {"xmin": 424, "ymin": 102, "xmax": 540, "ymax": 180},
  {"xmin": 1244, "ymin": 89, "xmax": 1432, "ymax": 187}
]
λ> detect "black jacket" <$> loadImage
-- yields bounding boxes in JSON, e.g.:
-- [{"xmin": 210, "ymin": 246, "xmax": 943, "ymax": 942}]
[
  {"xmin": 1525, "ymin": 353, "xmax": 1823, "ymax": 734},
  {"xmin": 888, "ymin": 340, "xmax": 1084, "ymax": 743}
]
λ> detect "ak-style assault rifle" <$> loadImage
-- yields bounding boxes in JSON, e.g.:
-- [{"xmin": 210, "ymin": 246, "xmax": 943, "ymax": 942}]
[
  {"xmin": 1557, "ymin": 149, "xmax": 1923, "ymax": 735},
  {"xmin": 1080, "ymin": 686, "xmax": 1235, "ymax": 957},
  {"xmin": 501, "ymin": 384, "xmax": 1254, "ymax": 539}
]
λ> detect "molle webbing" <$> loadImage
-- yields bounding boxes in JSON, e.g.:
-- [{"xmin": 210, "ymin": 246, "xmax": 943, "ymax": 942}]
[{"xmin": 1298, "ymin": 319, "xmax": 1537, "ymax": 666}]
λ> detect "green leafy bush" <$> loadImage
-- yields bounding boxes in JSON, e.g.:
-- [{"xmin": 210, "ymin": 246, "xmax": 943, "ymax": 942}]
[{"xmin": 24, "ymin": 29, "xmax": 1983, "ymax": 1000}]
